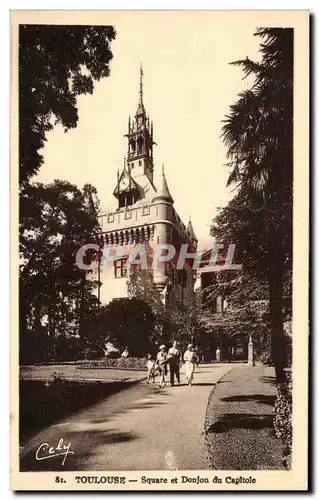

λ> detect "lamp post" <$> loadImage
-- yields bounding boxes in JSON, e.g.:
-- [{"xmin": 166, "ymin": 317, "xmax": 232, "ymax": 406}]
[{"xmin": 248, "ymin": 334, "xmax": 254, "ymax": 366}]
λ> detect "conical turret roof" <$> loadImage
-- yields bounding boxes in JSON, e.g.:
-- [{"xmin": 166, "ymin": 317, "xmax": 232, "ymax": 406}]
[
  {"xmin": 187, "ymin": 217, "xmax": 198, "ymax": 242},
  {"xmin": 152, "ymin": 165, "xmax": 174, "ymax": 204}
]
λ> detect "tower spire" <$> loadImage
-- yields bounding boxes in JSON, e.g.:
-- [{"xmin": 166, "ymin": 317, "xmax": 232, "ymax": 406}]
[
  {"xmin": 139, "ymin": 63, "xmax": 144, "ymax": 105},
  {"xmin": 124, "ymin": 65, "xmax": 154, "ymax": 184}
]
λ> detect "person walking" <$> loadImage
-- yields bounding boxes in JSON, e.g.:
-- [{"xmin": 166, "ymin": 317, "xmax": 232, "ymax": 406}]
[
  {"xmin": 183, "ymin": 344, "xmax": 197, "ymax": 386},
  {"xmin": 146, "ymin": 354, "xmax": 156, "ymax": 383},
  {"xmin": 216, "ymin": 346, "xmax": 221, "ymax": 363},
  {"xmin": 121, "ymin": 347, "xmax": 129, "ymax": 358},
  {"xmin": 156, "ymin": 344, "xmax": 168, "ymax": 388},
  {"xmin": 167, "ymin": 340, "xmax": 181, "ymax": 386}
]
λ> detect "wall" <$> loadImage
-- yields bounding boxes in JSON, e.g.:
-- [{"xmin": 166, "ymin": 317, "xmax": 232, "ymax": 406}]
[
  {"xmin": 99, "ymin": 200, "xmax": 193, "ymax": 244},
  {"xmin": 99, "ymin": 259, "xmax": 129, "ymax": 304},
  {"xmin": 97, "ymin": 200, "xmax": 197, "ymax": 307}
]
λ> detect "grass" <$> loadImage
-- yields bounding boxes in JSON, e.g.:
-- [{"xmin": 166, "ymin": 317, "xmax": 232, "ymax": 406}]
[
  {"xmin": 204, "ymin": 365, "xmax": 284, "ymax": 470},
  {"xmin": 20, "ymin": 363, "xmax": 146, "ymax": 382},
  {"xmin": 20, "ymin": 378, "xmax": 132, "ymax": 442}
]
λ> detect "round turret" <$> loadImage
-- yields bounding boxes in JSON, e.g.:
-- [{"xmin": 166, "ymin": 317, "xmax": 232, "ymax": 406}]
[{"xmin": 152, "ymin": 164, "xmax": 174, "ymax": 205}]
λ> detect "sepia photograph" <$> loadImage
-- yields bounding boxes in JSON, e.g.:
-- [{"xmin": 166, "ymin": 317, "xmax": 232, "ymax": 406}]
[{"xmin": 11, "ymin": 10, "xmax": 309, "ymax": 491}]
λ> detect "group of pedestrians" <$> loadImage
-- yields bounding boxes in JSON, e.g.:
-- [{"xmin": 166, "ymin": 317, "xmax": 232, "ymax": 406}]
[{"xmin": 146, "ymin": 341, "xmax": 199, "ymax": 387}]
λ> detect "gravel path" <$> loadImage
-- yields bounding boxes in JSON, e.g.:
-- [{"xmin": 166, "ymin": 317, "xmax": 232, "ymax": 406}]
[{"xmin": 204, "ymin": 365, "xmax": 284, "ymax": 470}]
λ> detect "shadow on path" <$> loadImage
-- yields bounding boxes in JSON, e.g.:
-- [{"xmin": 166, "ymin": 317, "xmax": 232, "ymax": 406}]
[
  {"xmin": 19, "ymin": 380, "xmax": 133, "ymax": 442},
  {"xmin": 221, "ymin": 394, "xmax": 276, "ymax": 405},
  {"xmin": 207, "ymin": 413, "xmax": 273, "ymax": 433},
  {"xmin": 20, "ymin": 383, "xmax": 173, "ymax": 472},
  {"xmin": 259, "ymin": 375, "xmax": 276, "ymax": 386},
  {"xmin": 20, "ymin": 429, "xmax": 138, "ymax": 472}
]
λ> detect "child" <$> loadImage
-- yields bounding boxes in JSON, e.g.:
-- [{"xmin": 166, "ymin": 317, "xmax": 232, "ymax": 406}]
[
  {"xmin": 183, "ymin": 344, "xmax": 197, "ymax": 386},
  {"xmin": 146, "ymin": 354, "xmax": 156, "ymax": 383},
  {"xmin": 156, "ymin": 344, "xmax": 168, "ymax": 388}
]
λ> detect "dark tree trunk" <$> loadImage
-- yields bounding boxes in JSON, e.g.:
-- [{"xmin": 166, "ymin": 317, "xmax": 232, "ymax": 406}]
[
  {"xmin": 78, "ymin": 274, "xmax": 87, "ymax": 339},
  {"xmin": 48, "ymin": 305, "xmax": 55, "ymax": 337},
  {"xmin": 268, "ymin": 237, "xmax": 286, "ymax": 383}
]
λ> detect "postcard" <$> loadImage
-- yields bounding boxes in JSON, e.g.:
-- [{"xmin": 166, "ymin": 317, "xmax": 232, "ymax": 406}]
[{"xmin": 11, "ymin": 10, "xmax": 309, "ymax": 491}]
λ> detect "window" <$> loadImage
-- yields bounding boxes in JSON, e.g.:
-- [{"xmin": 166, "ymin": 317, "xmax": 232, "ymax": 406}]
[
  {"xmin": 142, "ymin": 205, "xmax": 149, "ymax": 216},
  {"xmin": 139, "ymin": 160, "xmax": 142, "ymax": 166},
  {"xmin": 130, "ymin": 139, "xmax": 136, "ymax": 152},
  {"xmin": 114, "ymin": 258, "xmax": 128, "ymax": 278},
  {"xmin": 125, "ymin": 209, "xmax": 132, "ymax": 219},
  {"xmin": 137, "ymin": 136, "xmax": 143, "ymax": 152},
  {"xmin": 107, "ymin": 213, "xmax": 114, "ymax": 223}
]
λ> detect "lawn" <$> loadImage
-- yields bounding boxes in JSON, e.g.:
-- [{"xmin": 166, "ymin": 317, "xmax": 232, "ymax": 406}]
[
  {"xmin": 205, "ymin": 365, "xmax": 284, "ymax": 470},
  {"xmin": 19, "ymin": 363, "xmax": 146, "ymax": 442},
  {"xmin": 20, "ymin": 364, "xmax": 146, "ymax": 382}
]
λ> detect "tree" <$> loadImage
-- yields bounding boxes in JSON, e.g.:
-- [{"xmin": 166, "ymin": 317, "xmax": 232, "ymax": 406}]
[
  {"xmin": 201, "ymin": 274, "xmax": 270, "ymax": 359},
  {"xmin": 126, "ymin": 241, "xmax": 172, "ymax": 345},
  {"xmin": 19, "ymin": 180, "xmax": 101, "ymax": 362},
  {"xmin": 19, "ymin": 24, "xmax": 116, "ymax": 185},
  {"xmin": 127, "ymin": 252, "xmax": 216, "ymax": 351},
  {"xmin": 218, "ymin": 28, "xmax": 293, "ymax": 382},
  {"xmin": 100, "ymin": 298, "xmax": 155, "ymax": 357},
  {"xmin": 126, "ymin": 243, "xmax": 165, "ymax": 318}
]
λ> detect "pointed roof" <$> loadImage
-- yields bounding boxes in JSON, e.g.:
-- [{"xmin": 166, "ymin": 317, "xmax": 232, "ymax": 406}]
[
  {"xmin": 187, "ymin": 216, "xmax": 198, "ymax": 242},
  {"xmin": 113, "ymin": 165, "xmax": 139, "ymax": 198},
  {"xmin": 152, "ymin": 164, "xmax": 174, "ymax": 204}
]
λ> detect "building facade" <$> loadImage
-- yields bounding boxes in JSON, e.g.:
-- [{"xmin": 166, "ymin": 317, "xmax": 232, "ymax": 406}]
[{"xmin": 97, "ymin": 68, "xmax": 197, "ymax": 308}]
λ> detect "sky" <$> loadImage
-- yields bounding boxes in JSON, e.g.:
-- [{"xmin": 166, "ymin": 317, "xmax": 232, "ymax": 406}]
[{"xmin": 36, "ymin": 12, "xmax": 261, "ymax": 248}]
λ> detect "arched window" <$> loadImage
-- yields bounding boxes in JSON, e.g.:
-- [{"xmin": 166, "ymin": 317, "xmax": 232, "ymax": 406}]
[
  {"xmin": 130, "ymin": 138, "xmax": 136, "ymax": 152},
  {"xmin": 137, "ymin": 136, "xmax": 143, "ymax": 152}
]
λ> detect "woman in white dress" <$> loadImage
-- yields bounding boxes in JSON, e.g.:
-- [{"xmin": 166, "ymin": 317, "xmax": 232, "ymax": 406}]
[
  {"xmin": 183, "ymin": 344, "xmax": 197, "ymax": 386},
  {"xmin": 156, "ymin": 344, "xmax": 168, "ymax": 388}
]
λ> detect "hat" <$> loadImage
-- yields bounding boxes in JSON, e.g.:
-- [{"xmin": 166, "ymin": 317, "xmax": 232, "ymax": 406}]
[
  {"xmin": 188, "ymin": 344, "xmax": 193, "ymax": 349},
  {"xmin": 159, "ymin": 344, "xmax": 166, "ymax": 350}
]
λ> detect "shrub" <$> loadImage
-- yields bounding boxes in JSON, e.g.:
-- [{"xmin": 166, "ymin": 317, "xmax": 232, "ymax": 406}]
[
  {"xmin": 260, "ymin": 332, "xmax": 292, "ymax": 367},
  {"xmin": 81, "ymin": 357, "xmax": 148, "ymax": 371},
  {"xmin": 273, "ymin": 372, "xmax": 292, "ymax": 469},
  {"xmin": 80, "ymin": 347, "xmax": 105, "ymax": 360},
  {"xmin": 260, "ymin": 336, "xmax": 272, "ymax": 365}
]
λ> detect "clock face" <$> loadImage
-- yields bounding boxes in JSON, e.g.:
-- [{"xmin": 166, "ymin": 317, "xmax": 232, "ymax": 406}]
[{"xmin": 119, "ymin": 171, "xmax": 130, "ymax": 190}]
